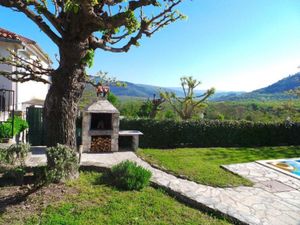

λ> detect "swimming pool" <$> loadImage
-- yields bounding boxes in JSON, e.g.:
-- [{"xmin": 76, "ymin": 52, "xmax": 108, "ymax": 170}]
[{"xmin": 257, "ymin": 158, "xmax": 300, "ymax": 180}]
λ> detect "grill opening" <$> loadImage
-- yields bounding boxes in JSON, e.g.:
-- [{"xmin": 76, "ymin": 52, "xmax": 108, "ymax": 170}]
[{"xmin": 90, "ymin": 113, "xmax": 112, "ymax": 130}]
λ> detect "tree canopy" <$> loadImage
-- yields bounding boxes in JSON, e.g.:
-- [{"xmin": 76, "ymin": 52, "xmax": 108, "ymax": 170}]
[
  {"xmin": 0, "ymin": 0, "xmax": 186, "ymax": 83},
  {"xmin": 0, "ymin": 0, "xmax": 187, "ymax": 147},
  {"xmin": 160, "ymin": 76, "xmax": 215, "ymax": 120}
]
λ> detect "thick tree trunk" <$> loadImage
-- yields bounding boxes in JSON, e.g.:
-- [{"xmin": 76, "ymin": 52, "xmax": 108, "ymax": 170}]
[{"xmin": 43, "ymin": 41, "xmax": 88, "ymax": 148}]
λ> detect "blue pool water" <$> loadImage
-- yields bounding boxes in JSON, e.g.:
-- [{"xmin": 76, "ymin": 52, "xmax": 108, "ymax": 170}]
[{"xmin": 268, "ymin": 159, "xmax": 300, "ymax": 176}]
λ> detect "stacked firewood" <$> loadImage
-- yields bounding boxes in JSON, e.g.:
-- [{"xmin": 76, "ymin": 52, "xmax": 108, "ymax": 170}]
[{"xmin": 91, "ymin": 136, "xmax": 111, "ymax": 152}]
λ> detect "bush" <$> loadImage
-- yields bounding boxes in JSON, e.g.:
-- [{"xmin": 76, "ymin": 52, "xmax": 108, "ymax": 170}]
[
  {"xmin": 0, "ymin": 116, "xmax": 29, "ymax": 139},
  {"xmin": 5, "ymin": 143, "xmax": 30, "ymax": 165},
  {"xmin": 0, "ymin": 122, "xmax": 12, "ymax": 139},
  {"xmin": 0, "ymin": 144, "xmax": 30, "ymax": 165},
  {"xmin": 109, "ymin": 160, "xmax": 152, "ymax": 191},
  {"xmin": 10, "ymin": 116, "xmax": 29, "ymax": 134},
  {"xmin": 0, "ymin": 144, "xmax": 30, "ymax": 186},
  {"xmin": 0, "ymin": 148, "xmax": 6, "ymax": 162},
  {"xmin": 46, "ymin": 144, "xmax": 79, "ymax": 183},
  {"xmin": 32, "ymin": 166, "xmax": 48, "ymax": 184},
  {"xmin": 3, "ymin": 166, "xmax": 26, "ymax": 185},
  {"xmin": 120, "ymin": 119, "xmax": 300, "ymax": 148}
]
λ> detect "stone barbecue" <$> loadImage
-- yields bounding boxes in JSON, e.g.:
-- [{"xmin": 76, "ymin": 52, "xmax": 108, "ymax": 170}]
[{"xmin": 82, "ymin": 98, "xmax": 119, "ymax": 152}]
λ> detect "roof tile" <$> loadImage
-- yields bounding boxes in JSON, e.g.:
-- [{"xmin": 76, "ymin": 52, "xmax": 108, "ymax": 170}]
[{"xmin": 0, "ymin": 27, "xmax": 36, "ymax": 44}]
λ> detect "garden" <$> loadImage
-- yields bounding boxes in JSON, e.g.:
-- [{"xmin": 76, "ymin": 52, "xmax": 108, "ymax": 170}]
[
  {"xmin": 0, "ymin": 143, "xmax": 234, "ymax": 225},
  {"xmin": 1, "ymin": 0, "xmax": 300, "ymax": 224}
]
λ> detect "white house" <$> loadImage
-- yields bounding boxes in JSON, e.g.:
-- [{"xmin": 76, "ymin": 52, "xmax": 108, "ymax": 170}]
[{"xmin": 0, "ymin": 28, "xmax": 51, "ymax": 121}]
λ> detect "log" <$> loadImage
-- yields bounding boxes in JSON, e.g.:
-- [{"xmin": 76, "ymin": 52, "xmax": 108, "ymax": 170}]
[{"xmin": 91, "ymin": 136, "xmax": 111, "ymax": 152}]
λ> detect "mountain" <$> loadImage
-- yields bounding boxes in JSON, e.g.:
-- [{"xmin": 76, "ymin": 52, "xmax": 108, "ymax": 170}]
[
  {"xmin": 110, "ymin": 82, "xmax": 182, "ymax": 98},
  {"xmin": 253, "ymin": 72, "xmax": 300, "ymax": 94},
  {"xmin": 214, "ymin": 72, "xmax": 300, "ymax": 101},
  {"xmin": 88, "ymin": 71, "xmax": 300, "ymax": 101},
  {"xmin": 110, "ymin": 82, "xmax": 246, "ymax": 100},
  {"xmin": 85, "ymin": 79, "xmax": 243, "ymax": 100}
]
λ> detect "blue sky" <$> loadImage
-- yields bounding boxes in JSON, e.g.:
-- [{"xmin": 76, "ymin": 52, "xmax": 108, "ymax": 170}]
[{"xmin": 1, "ymin": 0, "xmax": 300, "ymax": 91}]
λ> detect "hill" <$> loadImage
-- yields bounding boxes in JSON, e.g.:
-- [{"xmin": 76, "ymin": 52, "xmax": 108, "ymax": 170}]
[
  {"xmin": 85, "ymin": 79, "xmax": 243, "ymax": 100},
  {"xmin": 214, "ymin": 72, "xmax": 300, "ymax": 101},
  {"xmin": 110, "ymin": 82, "xmax": 182, "ymax": 98},
  {"xmin": 253, "ymin": 72, "xmax": 300, "ymax": 94}
]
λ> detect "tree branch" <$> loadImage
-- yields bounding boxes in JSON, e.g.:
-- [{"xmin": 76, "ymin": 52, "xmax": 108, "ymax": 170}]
[
  {"xmin": 0, "ymin": 49, "xmax": 52, "ymax": 84},
  {"xmin": 0, "ymin": 0, "xmax": 61, "ymax": 45},
  {"xmin": 89, "ymin": 0, "xmax": 184, "ymax": 52}
]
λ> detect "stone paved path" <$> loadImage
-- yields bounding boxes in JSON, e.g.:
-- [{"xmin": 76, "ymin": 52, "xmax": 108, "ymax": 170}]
[{"xmin": 25, "ymin": 150, "xmax": 300, "ymax": 225}]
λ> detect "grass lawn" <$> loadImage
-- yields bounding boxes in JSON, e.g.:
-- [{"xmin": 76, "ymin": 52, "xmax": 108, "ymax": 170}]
[
  {"xmin": 137, "ymin": 146, "xmax": 300, "ymax": 187},
  {"xmin": 19, "ymin": 172, "xmax": 231, "ymax": 225}
]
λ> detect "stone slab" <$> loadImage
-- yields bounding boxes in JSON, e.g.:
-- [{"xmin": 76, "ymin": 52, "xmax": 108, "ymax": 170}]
[
  {"xmin": 119, "ymin": 130, "xmax": 143, "ymax": 136},
  {"xmin": 255, "ymin": 180, "xmax": 295, "ymax": 193}
]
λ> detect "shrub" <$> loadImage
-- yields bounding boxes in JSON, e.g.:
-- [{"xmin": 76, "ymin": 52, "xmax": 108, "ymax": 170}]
[
  {"xmin": 0, "ymin": 144, "xmax": 30, "ymax": 186},
  {"xmin": 3, "ymin": 166, "xmax": 26, "ymax": 185},
  {"xmin": 120, "ymin": 119, "xmax": 300, "ymax": 148},
  {"xmin": 0, "ymin": 116, "xmax": 29, "ymax": 139},
  {"xmin": 46, "ymin": 144, "xmax": 79, "ymax": 183},
  {"xmin": 5, "ymin": 143, "xmax": 30, "ymax": 165},
  {"xmin": 0, "ymin": 148, "xmax": 6, "ymax": 163},
  {"xmin": 0, "ymin": 122, "xmax": 12, "ymax": 139},
  {"xmin": 109, "ymin": 160, "xmax": 152, "ymax": 191},
  {"xmin": 0, "ymin": 144, "xmax": 30, "ymax": 165},
  {"xmin": 10, "ymin": 116, "xmax": 29, "ymax": 134},
  {"xmin": 32, "ymin": 166, "xmax": 48, "ymax": 185}
]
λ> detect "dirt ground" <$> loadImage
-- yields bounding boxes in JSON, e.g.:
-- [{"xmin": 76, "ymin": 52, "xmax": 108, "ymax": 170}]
[{"xmin": 0, "ymin": 181, "xmax": 78, "ymax": 225}]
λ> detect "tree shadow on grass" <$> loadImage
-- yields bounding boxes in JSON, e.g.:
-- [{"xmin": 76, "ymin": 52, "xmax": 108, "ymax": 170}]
[
  {"xmin": 92, "ymin": 170, "xmax": 115, "ymax": 187},
  {"xmin": 0, "ymin": 181, "xmax": 43, "ymax": 215},
  {"xmin": 79, "ymin": 166, "xmax": 117, "ymax": 189}
]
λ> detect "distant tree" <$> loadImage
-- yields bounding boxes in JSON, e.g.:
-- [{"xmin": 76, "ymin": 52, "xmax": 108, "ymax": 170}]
[
  {"xmin": 150, "ymin": 94, "xmax": 165, "ymax": 118},
  {"xmin": 119, "ymin": 101, "xmax": 142, "ymax": 118},
  {"xmin": 107, "ymin": 92, "xmax": 119, "ymax": 106},
  {"xmin": 160, "ymin": 76, "xmax": 215, "ymax": 120},
  {"xmin": 163, "ymin": 109, "xmax": 177, "ymax": 120},
  {"xmin": 137, "ymin": 94, "xmax": 165, "ymax": 119},
  {"xmin": 137, "ymin": 99, "xmax": 153, "ymax": 118},
  {"xmin": 0, "ymin": 0, "xmax": 186, "ymax": 147},
  {"xmin": 288, "ymin": 87, "xmax": 300, "ymax": 98}
]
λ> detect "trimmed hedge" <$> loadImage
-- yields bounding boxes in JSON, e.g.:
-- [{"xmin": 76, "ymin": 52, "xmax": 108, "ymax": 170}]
[{"xmin": 120, "ymin": 119, "xmax": 300, "ymax": 148}]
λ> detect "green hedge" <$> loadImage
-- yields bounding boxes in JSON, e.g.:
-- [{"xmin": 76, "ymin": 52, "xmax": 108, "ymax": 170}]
[{"xmin": 120, "ymin": 119, "xmax": 300, "ymax": 148}]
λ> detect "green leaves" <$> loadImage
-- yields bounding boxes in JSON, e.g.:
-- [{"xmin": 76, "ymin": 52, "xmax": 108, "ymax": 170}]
[
  {"xmin": 64, "ymin": 0, "xmax": 80, "ymax": 13},
  {"xmin": 121, "ymin": 119, "xmax": 300, "ymax": 148},
  {"xmin": 46, "ymin": 144, "xmax": 79, "ymax": 183},
  {"xmin": 108, "ymin": 160, "xmax": 152, "ymax": 191},
  {"xmin": 160, "ymin": 76, "xmax": 215, "ymax": 120},
  {"xmin": 0, "ymin": 116, "xmax": 29, "ymax": 139},
  {"xmin": 124, "ymin": 10, "xmax": 139, "ymax": 34},
  {"xmin": 81, "ymin": 49, "xmax": 95, "ymax": 68}
]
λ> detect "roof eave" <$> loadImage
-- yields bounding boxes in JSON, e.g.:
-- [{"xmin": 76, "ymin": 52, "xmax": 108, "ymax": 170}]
[{"xmin": 0, "ymin": 37, "xmax": 22, "ymax": 45}]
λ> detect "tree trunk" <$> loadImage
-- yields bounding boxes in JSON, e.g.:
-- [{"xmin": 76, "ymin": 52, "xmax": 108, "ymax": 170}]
[{"xmin": 43, "ymin": 41, "xmax": 88, "ymax": 148}]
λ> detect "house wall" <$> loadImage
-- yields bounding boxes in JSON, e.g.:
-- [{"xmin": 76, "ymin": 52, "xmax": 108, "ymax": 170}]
[{"xmin": 16, "ymin": 49, "xmax": 50, "ymax": 111}]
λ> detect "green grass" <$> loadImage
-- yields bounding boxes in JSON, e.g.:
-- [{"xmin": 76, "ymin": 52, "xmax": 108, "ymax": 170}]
[
  {"xmin": 25, "ymin": 172, "xmax": 231, "ymax": 225},
  {"xmin": 137, "ymin": 146, "xmax": 300, "ymax": 187}
]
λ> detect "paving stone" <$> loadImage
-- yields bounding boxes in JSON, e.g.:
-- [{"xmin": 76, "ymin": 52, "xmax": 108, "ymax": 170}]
[{"xmin": 256, "ymin": 180, "xmax": 295, "ymax": 193}]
